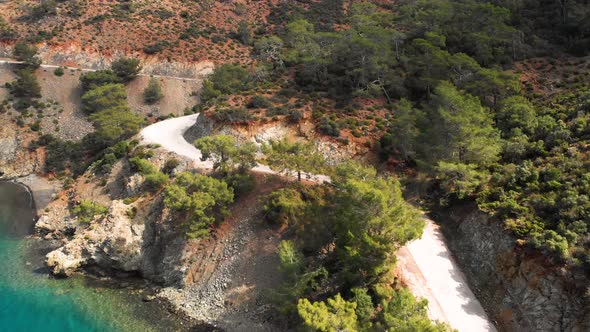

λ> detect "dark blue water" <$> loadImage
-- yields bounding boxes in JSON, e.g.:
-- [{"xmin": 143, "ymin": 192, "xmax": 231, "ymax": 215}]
[{"xmin": 0, "ymin": 182, "xmax": 182, "ymax": 332}]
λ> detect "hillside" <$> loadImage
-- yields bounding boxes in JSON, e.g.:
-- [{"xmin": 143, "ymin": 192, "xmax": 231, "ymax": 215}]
[{"xmin": 1, "ymin": 0, "xmax": 589, "ymax": 331}]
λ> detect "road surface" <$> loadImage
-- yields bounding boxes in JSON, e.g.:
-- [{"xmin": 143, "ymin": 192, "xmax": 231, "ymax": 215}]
[
  {"xmin": 139, "ymin": 113, "xmax": 496, "ymax": 331},
  {"xmin": 0, "ymin": 58, "xmax": 204, "ymax": 81},
  {"xmin": 140, "ymin": 113, "xmax": 330, "ymax": 183}
]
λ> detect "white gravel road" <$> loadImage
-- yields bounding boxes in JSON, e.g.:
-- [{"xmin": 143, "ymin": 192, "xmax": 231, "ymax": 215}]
[
  {"xmin": 140, "ymin": 113, "xmax": 329, "ymax": 183},
  {"xmin": 140, "ymin": 113, "xmax": 496, "ymax": 331},
  {"xmin": 398, "ymin": 220, "xmax": 497, "ymax": 331}
]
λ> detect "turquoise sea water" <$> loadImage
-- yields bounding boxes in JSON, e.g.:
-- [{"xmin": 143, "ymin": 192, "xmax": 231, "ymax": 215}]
[{"xmin": 0, "ymin": 182, "xmax": 184, "ymax": 332}]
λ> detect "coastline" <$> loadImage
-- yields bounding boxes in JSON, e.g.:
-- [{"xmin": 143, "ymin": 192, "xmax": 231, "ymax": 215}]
[
  {"xmin": 0, "ymin": 176, "xmax": 208, "ymax": 331},
  {"xmin": 12, "ymin": 174, "xmax": 60, "ymax": 217}
]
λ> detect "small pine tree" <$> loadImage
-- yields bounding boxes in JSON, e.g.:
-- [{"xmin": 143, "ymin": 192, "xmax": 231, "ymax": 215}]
[
  {"xmin": 111, "ymin": 57, "xmax": 142, "ymax": 82},
  {"xmin": 54, "ymin": 67, "xmax": 64, "ymax": 76},
  {"xmin": 143, "ymin": 77, "xmax": 164, "ymax": 104}
]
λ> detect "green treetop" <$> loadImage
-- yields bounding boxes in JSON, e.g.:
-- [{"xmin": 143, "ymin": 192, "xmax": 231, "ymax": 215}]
[
  {"xmin": 111, "ymin": 57, "xmax": 142, "ymax": 82},
  {"xmin": 297, "ymin": 294, "xmax": 359, "ymax": 332},
  {"xmin": 164, "ymin": 172, "xmax": 234, "ymax": 239},
  {"xmin": 194, "ymin": 135, "xmax": 257, "ymax": 174},
  {"xmin": 331, "ymin": 162, "xmax": 424, "ymax": 282},
  {"xmin": 262, "ymin": 138, "xmax": 325, "ymax": 182},
  {"xmin": 81, "ymin": 83, "xmax": 128, "ymax": 114},
  {"xmin": 419, "ymin": 81, "xmax": 501, "ymax": 167}
]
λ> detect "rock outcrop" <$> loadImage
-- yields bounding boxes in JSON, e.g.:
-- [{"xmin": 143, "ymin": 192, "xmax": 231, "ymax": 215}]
[
  {"xmin": 0, "ymin": 126, "xmax": 41, "ymax": 179},
  {"xmin": 46, "ymin": 200, "xmax": 144, "ymax": 276},
  {"xmin": 441, "ymin": 205, "xmax": 590, "ymax": 332},
  {"xmin": 41, "ymin": 152, "xmax": 192, "ymax": 285}
]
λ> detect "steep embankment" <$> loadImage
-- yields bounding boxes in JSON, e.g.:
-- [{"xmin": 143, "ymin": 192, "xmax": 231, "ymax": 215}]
[
  {"xmin": 439, "ymin": 205, "xmax": 590, "ymax": 332},
  {"xmin": 140, "ymin": 113, "xmax": 496, "ymax": 331}
]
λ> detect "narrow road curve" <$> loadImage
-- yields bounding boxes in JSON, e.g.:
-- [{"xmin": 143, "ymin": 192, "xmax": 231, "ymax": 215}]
[
  {"xmin": 140, "ymin": 113, "xmax": 330, "ymax": 183},
  {"xmin": 140, "ymin": 114, "xmax": 496, "ymax": 332},
  {"xmin": 0, "ymin": 58, "xmax": 205, "ymax": 81}
]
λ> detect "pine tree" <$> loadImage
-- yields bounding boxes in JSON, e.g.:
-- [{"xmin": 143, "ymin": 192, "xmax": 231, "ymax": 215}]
[{"xmin": 143, "ymin": 77, "xmax": 164, "ymax": 104}]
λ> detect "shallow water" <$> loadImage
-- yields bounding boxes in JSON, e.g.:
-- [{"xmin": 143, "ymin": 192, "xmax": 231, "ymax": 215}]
[{"xmin": 0, "ymin": 182, "xmax": 185, "ymax": 332}]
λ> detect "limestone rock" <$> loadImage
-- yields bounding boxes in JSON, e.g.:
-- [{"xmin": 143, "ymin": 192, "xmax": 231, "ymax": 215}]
[
  {"xmin": 45, "ymin": 200, "xmax": 145, "ymax": 276},
  {"xmin": 46, "ymin": 246, "xmax": 84, "ymax": 277}
]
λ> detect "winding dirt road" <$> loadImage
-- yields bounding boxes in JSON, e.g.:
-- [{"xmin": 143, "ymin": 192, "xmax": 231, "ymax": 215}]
[{"xmin": 140, "ymin": 114, "xmax": 496, "ymax": 332}]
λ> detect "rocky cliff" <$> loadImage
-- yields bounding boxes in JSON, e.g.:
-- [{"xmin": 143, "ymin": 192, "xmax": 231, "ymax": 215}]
[
  {"xmin": 0, "ymin": 125, "xmax": 43, "ymax": 179},
  {"xmin": 38, "ymin": 152, "xmax": 194, "ymax": 286},
  {"xmin": 440, "ymin": 205, "xmax": 590, "ymax": 332}
]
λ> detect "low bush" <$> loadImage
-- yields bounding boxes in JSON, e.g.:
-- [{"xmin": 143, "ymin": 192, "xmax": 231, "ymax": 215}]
[
  {"xmin": 53, "ymin": 67, "xmax": 65, "ymax": 76},
  {"xmin": 247, "ymin": 95, "xmax": 271, "ymax": 109},
  {"xmin": 318, "ymin": 117, "xmax": 340, "ymax": 137},
  {"xmin": 143, "ymin": 78, "xmax": 164, "ymax": 104},
  {"xmin": 72, "ymin": 200, "xmax": 108, "ymax": 223},
  {"xmin": 212, "ymin": 108, "xmax": 253, "ymax": 124}
]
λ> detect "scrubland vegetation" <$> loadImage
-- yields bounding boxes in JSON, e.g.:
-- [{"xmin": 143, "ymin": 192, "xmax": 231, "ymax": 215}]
[
  {"xmin": 2, "ymin": 0, "xmax": 589, "ymax": 330},
  {"xmin": 195, "ymin": 0, "xmax": 590, "ymax": 273}
]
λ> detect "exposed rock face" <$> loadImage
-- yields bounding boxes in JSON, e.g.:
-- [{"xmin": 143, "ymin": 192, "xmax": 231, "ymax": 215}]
[
  {"xmin": 0, "ymin": 126, "xmax": 40, "ymax": 178},
  {"xmin": 441, "ymin": 206, "xmax": 590, "ymax": 332},
  {"xmin": 183, "ymin": 113, "xmax": 214, "ymax": 143},
  {"xmin": 44, "ymin": 197, "xmax": 186, "ymax": 284},
  {"xmin": 38, "ymin": 149, "xmax": 196, "ymax": 284},
  {"xmin": 46, "ymin": 200, "xmax": 144, "ymax": 276}
]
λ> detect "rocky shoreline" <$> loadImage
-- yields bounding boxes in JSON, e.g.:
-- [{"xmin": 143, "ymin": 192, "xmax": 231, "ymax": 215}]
[{"xmin": 5, "ymin": 171, "xmax": 209, "ymax": 331}]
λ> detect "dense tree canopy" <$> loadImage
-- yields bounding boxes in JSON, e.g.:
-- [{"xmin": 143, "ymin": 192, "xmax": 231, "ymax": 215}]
[
  {"xmin": 330, "ymin": 163, "xmax": 424, "ymax": 282},
  {"xmin": 111, "ymin": 57, "xmax": 142, "ymax": 82},
  {"xmin": 194, "ymin": 135, "xmax": 256, "ymax": 174},
  {"xmin": 13, "ymin": 41, "xmax": 41, "ymax": 67},
  {"xmin": 8, "ymin": 68, "xmax": 41, "ymax": 98},
  {"xmin": 80, "ymin": 70, "xmax": 122, "ymax": 91},
  {"xmin": 419, "ymin": 81, "xmax": 501, "ymax": 167},
  {"xmin": 262, "ymin": 139, "xmax": 325, "ymax": 182},
  {"xmin": 164, "ymin": 172, "xmax": 234, "ymax": 239},
  {"xmin": 81, "ymin": 83, "xmax": 128, "ymax": 114}
]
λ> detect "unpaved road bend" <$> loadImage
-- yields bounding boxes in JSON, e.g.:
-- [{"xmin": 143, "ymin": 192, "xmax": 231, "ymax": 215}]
[
  {"xmin": 140, "ymin": 114, "xmax": 496, "ymax": 332},
  {"xmin": 140, "ymin": 113, "xmax": 330, "ymax": 183}
]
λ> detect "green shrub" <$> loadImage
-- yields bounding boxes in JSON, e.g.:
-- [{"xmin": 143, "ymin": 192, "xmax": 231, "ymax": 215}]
[
  {"xmin": 72, "ymin": 200, "xmax": 108, "ymax": 223},
  {"xmin": 28, "ymin": 1, "xmax": 57, "ymax": 20},
  {"xmin": 247, "ymin": 95, "xmax": 271, "ymax": 109},
  {"xmin": 200, "ymin": 64, "xmax": 250, "ymax": 102},
  {"xmin": 164, "ymin": 172, "xmax": 234, "ymax": 239},
  {"xmin": 163, "ymin": 158, "xmax": 180, "ymax": 174},
  {"xmin": 0, "ymin": 16, "xmax": 17, "ymax": 40},
  {"xmin": 9, "ymin": 69, "xmax": 41, "ymax": 98},
  {"xmin": 81, "ymin": 83, "xmax": 127, "ymax": 114},
  {"xmin": 144, "ymin": 171, "xmax": 169, "ymax": 191},
  {"xmin": 263, "ymin": 188, "xmax": 306, "ymax": 225},
  {"xmin": 13, "ymin": 42, "xmax": 41, "ymax": 67},
  {"xmin": 529, "ymin": 230, "xmax": 569, "ymax": 261},
  {"xmin": 111, "ymin": 57, "xmax": 142, "ymax": 82},
  {"xmin": 287, "ymin": 110, "xmax": 303, "ymax": 123},
  {"xmin": 80, "ymin": 70, "xmax": 122, "ymax": 91},
  {"xmin": 318, "ymin": 117, "xmax": 340, "ymax": 137},
  {"xmin": 143, "ymin": 41, "xmax": 170, "ymax": 54},
  {"xmin": 143, "ymin": 78, "xmax": 164, "ymax": 104},
  {"xmin": 53, "ymin": 67, "xmax": 65, "ymax": 77},
  {"xmin": 212, "ymin": 108, "xmax": 253, "ymax": 123},
  {"xmin": 224, "ymin": 172, "xmax": 255, "ymax": 197},
  {"xmin": 129, "ymin": 157, "xmax": 157, "ymax": 175},
  {"xmin": 30, "ymin": 120, "xmax": 41, "ymax": 132}
]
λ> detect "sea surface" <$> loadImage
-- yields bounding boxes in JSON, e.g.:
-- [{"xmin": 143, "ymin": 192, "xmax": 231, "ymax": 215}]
[{"xmin": 0, "ymin": 181, "xmax": 185, "ymax": 332}]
